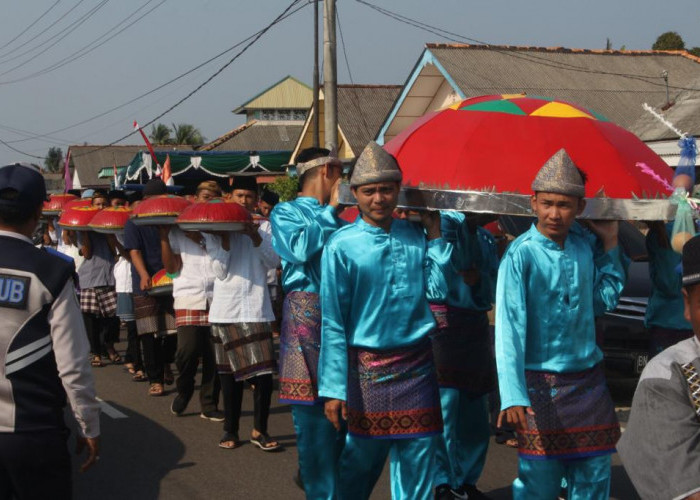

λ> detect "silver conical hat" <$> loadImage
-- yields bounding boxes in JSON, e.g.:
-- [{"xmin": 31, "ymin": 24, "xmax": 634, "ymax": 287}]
[
  {"xmin": 350, "ymin": 141, "xmax": 403, "ymax": 187},
  {"xmin": 531, "ymin": 149, "xmax": 585, "ymax": 198}
]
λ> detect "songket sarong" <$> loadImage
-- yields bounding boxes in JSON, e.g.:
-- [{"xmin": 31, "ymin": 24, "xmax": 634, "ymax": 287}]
[
  {"xmin": 211, "ymin": 322, "xmax": 277, "ymax": 381},
  {"xmin": 430, "ymin": 304, "xmax": 495, "ymax": 394},
  {"xmin": 278, "ymin": 292, "xmax": 321, "ymax": 405},
  {"xmin": 175, "ymin": 308, "xmax": 210, "ymax": 328},
  {"xmin": 133, "ymin": 294, "xmax": 176, "ymax": 336},
  {"xmin": 518, "ymin": 363, "xmax": 620, "ymax": 460},
  {"xmin": 346, "ymin": 340, "xmax": 443, "ymax": 439}
]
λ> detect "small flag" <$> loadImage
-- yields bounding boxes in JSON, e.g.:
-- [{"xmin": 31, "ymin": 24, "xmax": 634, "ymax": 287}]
[{"xmin": 162, "ymin": 154, "xmax": 174, "ymax": 186}]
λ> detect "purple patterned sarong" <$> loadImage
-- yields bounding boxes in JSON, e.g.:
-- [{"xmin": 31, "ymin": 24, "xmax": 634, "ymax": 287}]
[
  {"xmin": 518, "ymin": 363, "xmax": 621, "ymax": 460},
  {"xmin": 430, "ymin": 304, "xmax": 495, "ymax": 394},
  {"xmin": 278, "ymin": 292, "xmax": 322, "ymax": 405},
  {"xmin": 346, "ymin": 340, "xmax": 443, "ymax": 439}
]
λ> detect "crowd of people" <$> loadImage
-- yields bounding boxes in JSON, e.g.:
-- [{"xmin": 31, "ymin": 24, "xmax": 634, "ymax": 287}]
[{"xmin": 1, "ymin": 139, "xmax": 700, "ymax": 499}]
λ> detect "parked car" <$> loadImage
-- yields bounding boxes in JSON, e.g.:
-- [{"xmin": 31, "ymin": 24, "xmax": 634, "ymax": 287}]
[{"xmin": 497, "ymin": 216, "xmax": 651, "ymax": 377}]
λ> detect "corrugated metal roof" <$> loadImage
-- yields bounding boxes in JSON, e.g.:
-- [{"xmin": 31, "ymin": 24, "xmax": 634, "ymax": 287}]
[
  {"xmin": 337, "ymin": 85, "xmax": 402, "ymax": 155},
  {"xmin": 426, "ymin": 45, "xmax": 700, "ymax": 132},
  {"xmin": 233, "ymin": 76, "xmax": 312, "ymax": 113},
  {"xmin": 69, "ymin": 145, "xmax": 193, "ymax": 187},
  {"xmin": 202, "ymin": 122, "xmax": 303, "ymax": 152}
]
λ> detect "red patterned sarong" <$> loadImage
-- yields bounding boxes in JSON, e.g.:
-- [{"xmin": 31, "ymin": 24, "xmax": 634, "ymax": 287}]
[{"xmin": 346, "ymin": 340, "xmax": 443, "ymax": 439}]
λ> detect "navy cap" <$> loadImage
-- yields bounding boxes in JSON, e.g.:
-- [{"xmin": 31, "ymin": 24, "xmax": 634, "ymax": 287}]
[{"xmin": 0, "ymin": 163, "xmax": 47, "ymax": 210}]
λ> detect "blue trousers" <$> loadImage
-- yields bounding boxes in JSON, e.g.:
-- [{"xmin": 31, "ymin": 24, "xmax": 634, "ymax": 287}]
[
  {"xmin": 433, "ymin": 390, "xmax": 490, "ymax": 489},
  {"xmin": 337, "ymin": 434, "xmax": 436, "ymax": 500},
  {"xmin": 292, "ymin": 404, "xmax": 346, "ymax": 500},
  {"xmin": 513, "ymin": 454, "xmax": 612, "ymax": 500}
]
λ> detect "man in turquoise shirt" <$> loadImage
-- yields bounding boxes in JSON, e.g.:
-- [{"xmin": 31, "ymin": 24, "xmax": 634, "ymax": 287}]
[
  {"xmin": 320, "ymin": 141, "xmax": 452, "ymax": 500},
  {"xmin": 430, "ymin": 212, "xmax": 499, "ymax": 500},
  {"xmin": 269, "ymin": 147, "xmax": 345, "ymax": 499},
  {"xmin": 495, "ymin": 149, "xmax": 626, "ymax": 500}
]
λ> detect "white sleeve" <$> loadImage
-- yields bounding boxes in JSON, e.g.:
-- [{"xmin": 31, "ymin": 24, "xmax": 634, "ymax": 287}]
[
  {"xmin": 48, "ymin": 280, "xmax": 101, "ymax": 438},
  {"xmin": 256, "ymin": 226, "xmax": 280, "ymax": 270},
  {"xmin": 203, "ymin": 233, "xmax": 230, "ymax": 281}
]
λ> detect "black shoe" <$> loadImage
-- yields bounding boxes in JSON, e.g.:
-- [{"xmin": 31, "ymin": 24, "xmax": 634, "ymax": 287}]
[
  {"xmin": 435, "ymin": 484, "xmax": 455, "ymax": 500},
  {"xmin": 454, "ymin": 484, "xmax": 491, "ymax": 500},
  {"xmin": 170, "ymin": 394, "xmax": 189, "ymax": 416},
  {"xmin": 200, "ymin": 410, "xmax": 225, "ymax": 422}
]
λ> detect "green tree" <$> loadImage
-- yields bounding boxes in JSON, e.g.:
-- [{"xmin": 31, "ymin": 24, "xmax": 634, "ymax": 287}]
[
  {"xmin": 172, "ymin": 123, "xmax": 206, "ymax": 146},
  {"xmin": 44, "ymin": 146, "xmax": 63, "ymax": 173},
  {"xmin": 653, "ymin": 31, "xmax": 685, "ymax": 51},
  {"xmin": 689, "ymin": 47, "xmax": 700, "ymax": 57},
  {"xmin": 149, "ymin": 123, "xmax": 173, "ymax": 145},
  {"xmin": 266, "ymin": 175, "xmax": 299, "ymax": 201}
]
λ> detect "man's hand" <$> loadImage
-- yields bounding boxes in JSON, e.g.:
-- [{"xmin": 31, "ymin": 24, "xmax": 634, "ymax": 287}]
[
  {"xmin": 420, "ymin": 210, "xmax": 441, "ymax": 240},
  {"xmin": 583, "ymin": 220, "xmax": 619, "ymax": 252},
  {"xmin": 157, "ymin": 225, "xmax": 171, "ymax": 239},
  {"xmin": 139, "ymin": 274, "xmax": 152, "ymax": 291},
  {"xmin": 324, "ymin": 399, "xmax": 347, "ymax": 431},
  {"xmin": 75, "ymin": 435, "xmax": 100, "ymax": 473},
  {"xmin": 497, "ymin": 405, "xmax": 534, "ymax": 431},
  {"xmin": 241, "ymin": 223, "xmax": 262, "ymax": 247}
]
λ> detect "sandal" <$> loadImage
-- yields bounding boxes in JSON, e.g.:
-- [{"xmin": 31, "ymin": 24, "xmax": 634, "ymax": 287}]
[
  {"xmin": 132, "ymin": 371, "xmax": 147, "ymax": 382},
  {"xmin": 149, "ymin": 383, "xmax": 164, "ymax": 397},
  {"xmin": 108, "ymin": 351, "xmax": 123, "ymax": 364},
  {"xmin": 250, "ymin": 433, "xmax": 281, "ymax": 452},
  {"xmin": 125, "ymin": 363, "xmax": 136, "ymax": 375},
  {"xmin": 91, "ymin": 355, "xmax": 103, "ymax": 367},
  {"xmin": 218, "ymin": 432, "xmax": 240, "ymax": 450},
  {"xmin": 163, "ymin": 365, "xmax": 174, "ymax": 385}
]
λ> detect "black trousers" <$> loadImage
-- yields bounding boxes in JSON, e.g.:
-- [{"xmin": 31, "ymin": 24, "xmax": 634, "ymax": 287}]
[
  {"xmin": 82, "ymin": 313, "xmax": 119, "ymax": 355},
  {"xmin": 0, "ymin": 431, "xmax": 71, "ymax": 500},
  {"xmin": 140, "ymin": 334, "xmax": 177, "ymax": 384},
  {"xmin": 175, "ymin": 325, "xmax": 219, "ymax": 412},
  {"xmin": 124, "ymin": 320, "xmax": 144, "ymax": 371},
  {"xmin": 220, "ymin": 373, "xmax": 273, "ymax": 435}
]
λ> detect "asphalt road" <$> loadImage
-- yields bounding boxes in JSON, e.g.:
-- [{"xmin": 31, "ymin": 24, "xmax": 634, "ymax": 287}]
[{"xmin": 69, "ymin": 341, "xmax": 641, "ymax": 500}]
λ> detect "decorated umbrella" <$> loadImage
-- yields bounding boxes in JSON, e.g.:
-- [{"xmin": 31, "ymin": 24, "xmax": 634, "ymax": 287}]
[
  {"xmin": 57, "ymin": 206, "xmax": 100, "ymax": 229},
  {"xmin": 89, "ymin": 207, "xmax": 132, "ymax": 234},
  {"xmin": 339, "ymin": 94, "xmax": 676, "ymax": 220},
  {"xmin": 148, "ymin": 269, "xmax": 173, "ymax": 296},
  {"xmin": 62, "ymin": 198, "xmax": 93, "ymax": 211},
  {"xmin": 176, "ymin": 199, "xmax": 251, "ymax": 232},
  {"xmin": 132, "ymin": 195, "xmax": 191, "ymax": 225},
  {"xmin": 42, "ymin": 193, "xmax": 78, "ymax": 216}
]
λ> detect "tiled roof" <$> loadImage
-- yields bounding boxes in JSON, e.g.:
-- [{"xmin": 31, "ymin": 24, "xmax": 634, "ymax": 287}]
[
  {"xmin": 200, "ymin": 122, "xmax": 302, "ymax": 152},
  {"xmin": 337, "ymin": 85, "xmax": 402, "ymax": 154},
  {"xmin": 426, "ymin": 44, "xmax": 700, "ymax": 131}
]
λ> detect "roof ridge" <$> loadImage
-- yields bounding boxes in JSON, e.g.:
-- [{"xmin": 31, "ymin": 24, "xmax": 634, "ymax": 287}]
[
  {"xmin": 425, "ymin": 43, "xmax": 700, "ymax": 61},
  {"xmin": 337, "ymin": 84, "xmax": 402, "ymax": 88},
  {"xmin": 232, "ymin": 75, "xmax": 311, "ymax": 113},
  {"xmin": 198, "ymin": 121, "xmax": 256, "ymax": 151}
]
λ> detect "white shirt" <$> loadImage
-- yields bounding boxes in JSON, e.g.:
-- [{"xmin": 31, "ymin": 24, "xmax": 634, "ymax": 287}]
[
  {"xmin": 204, "ymin": 227, "xmax": 277, "ymax": 323},
  {"xmin": 169, "ymin": 227, "xmax": 216, "ymax": 310},
  {"xmin": 258, "ymin": 220, "xmax": 281, "ymax": 287},
  {"xmin": 113, "ymin": 235, "xmax": 132, "ymax": 294}
]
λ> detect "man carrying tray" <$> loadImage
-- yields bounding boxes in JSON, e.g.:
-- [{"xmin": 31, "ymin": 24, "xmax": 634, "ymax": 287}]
[
  {"xmin": 495, "ymin": 149, "xmax": 626, "ymax": 499},
  {"xmin": 320, "ymin": 142, "xmax": 453, "ymax": 500}
]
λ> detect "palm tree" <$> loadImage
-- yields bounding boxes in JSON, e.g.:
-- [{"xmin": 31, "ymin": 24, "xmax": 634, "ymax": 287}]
[
  {"xmin": 172, "ymin": 123, "xmax": 206, "ymax": 147},
  {"xmin": 149, "ymin": 123, "xmax": 173, "ymax": 145},
  {"xmin": 44, "ymin": 146, "xmax": 63, "ymax": 172}
]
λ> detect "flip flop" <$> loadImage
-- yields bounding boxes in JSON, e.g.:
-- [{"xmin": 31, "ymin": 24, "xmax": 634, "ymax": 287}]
[
  {"xmin": 91, "ymin": 355, "xmax": 103, "ymax": 368},
  {"xmin": 132, "ymin": 371, "xmax": 147, "ymax": 382},
  {"xmin": 148, "ymin": 383, "xmax": 164, "ymax": 396}
]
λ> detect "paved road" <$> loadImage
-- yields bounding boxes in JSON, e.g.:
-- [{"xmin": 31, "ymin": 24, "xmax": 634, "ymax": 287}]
[{"xmin": 70, "ymin": 341, "xmax": 641, "ymax": 499}]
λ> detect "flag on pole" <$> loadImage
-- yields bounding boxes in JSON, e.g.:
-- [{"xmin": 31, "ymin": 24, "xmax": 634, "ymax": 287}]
[
  {"xmin": 162, "ymin": 154, "xmax": 174, "ymax": 186},
  {"xmin": 113, "ymin": 162, "xmax": 120, "ymax": 189},
  {"xmin": 63, "ymin": 149, "xmax": 72, "ymax": 193},
  {"xmin": 133, "ymin": 120, "xmax": 161, "ymax": 177}
]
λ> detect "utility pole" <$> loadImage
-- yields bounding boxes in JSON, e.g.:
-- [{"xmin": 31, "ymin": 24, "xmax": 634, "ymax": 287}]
[
  {"xmin": 312, "ymin": 0, "xmax": 320, "ymax": 147},
  {"xmin": 323, "ymin": 0, "xmax": 337, "ymax": 152}
]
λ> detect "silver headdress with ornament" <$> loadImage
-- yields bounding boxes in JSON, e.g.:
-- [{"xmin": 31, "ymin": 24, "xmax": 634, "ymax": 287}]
[
  {"xmin": 531, "ymin": 149, "xmax": 586, "ymax": 198},
  {"xmin": 295, "ymin": 152, "xmax": 341, "ymax": 177},
  {"xmin": 350, "ymin": 141, "xmax": 403, "ymax": 187}
]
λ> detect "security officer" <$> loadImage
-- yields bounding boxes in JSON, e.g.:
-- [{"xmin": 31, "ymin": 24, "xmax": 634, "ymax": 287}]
[{"xmin": 0, "ymin": 163, "xmax": 101, "ymax": 499}]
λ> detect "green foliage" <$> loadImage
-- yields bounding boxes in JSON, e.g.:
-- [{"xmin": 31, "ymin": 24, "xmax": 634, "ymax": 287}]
[
  {"xmin": 149, "ymin": 123, "xmax": 173, "ymax": 145},
  {"xmin": 266, "ymin": 175, "xmax": 299, "ymax": 202},
  {"xmin": 689, "ymin": 47, "xmax": 700, "ymax": 57},
  {"xmin": 653, "ymin": 31, "xmax": 685, "ymax": 51},
  {"xmin": 44, "ymin": 146, "xmax": 63, "ymax": 173},
  {"xmin": 172, "ymin": 123, "xmax": 206, "ymax": 146}
]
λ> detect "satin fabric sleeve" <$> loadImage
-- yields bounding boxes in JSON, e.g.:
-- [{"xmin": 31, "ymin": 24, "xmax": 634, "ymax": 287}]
[
  {"xmin": 495, "ymin": 247, "xmax": 531, "ymax": 409},
  {"xmin": 424, "ymin": 237, "xmax": 453, "ymax": 303},
  {"xmin": 202, "ymin": 233, "xmax": 230, "ymax": 281},
  {"xmin": 591, "ymin": 245, "xmax": 627, "ymax": 317},
  {"xmin": 318, "ymin": 242, "xmax": 352, "ymax": 402},
  {"xmin": 270, "ymin": 203, "xmax": 339, "ymax": 265},
  {"xmin": 256, "ymin": 225, "xmax": 280, "ymax": 270}
]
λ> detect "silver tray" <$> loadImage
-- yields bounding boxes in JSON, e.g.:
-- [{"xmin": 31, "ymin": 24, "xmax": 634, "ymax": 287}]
[
  {"xmin": 132, "ymin": 215, "xmax": 178, "ymax": 226},
  {"xmin": 338, "ymin": 184, "xmax": 676, "ymax": 221},
  {"xmin": 89, "ymin": 226, "xmax": 124, "ymax": 235},
  {"xmin": 146, "ymin": 284, "xmax": 173, "ymax": 297},
  {"xmin": 177, "ymin": 221, "xmax": 246, "ymax": 232}
]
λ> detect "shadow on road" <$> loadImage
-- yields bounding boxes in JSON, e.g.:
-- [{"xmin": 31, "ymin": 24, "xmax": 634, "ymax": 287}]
[{"xmin": 72, "ymin": 401, "xmax": 186, "ymax": 500}]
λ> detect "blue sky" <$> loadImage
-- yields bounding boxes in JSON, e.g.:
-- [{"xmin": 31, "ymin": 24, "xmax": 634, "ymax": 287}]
[{"xmin": 0, "ymin": 0, "xmax": 698, "ymax": 166}]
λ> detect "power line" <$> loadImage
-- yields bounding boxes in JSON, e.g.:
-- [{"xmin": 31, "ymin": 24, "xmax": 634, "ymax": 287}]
[
  {"xmin": 5, "ymin": 0, "xmax": 311, "ymax": 146},
  {"xmin": 0, "ymin": 0, "xmax": 62, "ymax": 52},
  {"xmin": 0, "ymin": 0, "xmax": 167, "ymax": 84},
  {"xmin": 71, "ymin": 0, "xmax": 308, "ymax": 158}
]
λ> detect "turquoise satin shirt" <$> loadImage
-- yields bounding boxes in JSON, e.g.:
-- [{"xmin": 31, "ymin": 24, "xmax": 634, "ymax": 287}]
[
  {"xmin": 495, "ymin": 223, "xmax": 626, "ymax": 409},
  {"xmin": 270, "ymin": 196, "xmax": 344, "ymax": 294},
  {"xmin": 318, "ymin": 216, "xmax": 453, "ymax": 401},
  {"xmin": 645, "ymin": 223, "xmax": 691, "ymax": 331},
  {"xmin": 438, "ymin": 211, "xmax": 499, "ymax": 310}
]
